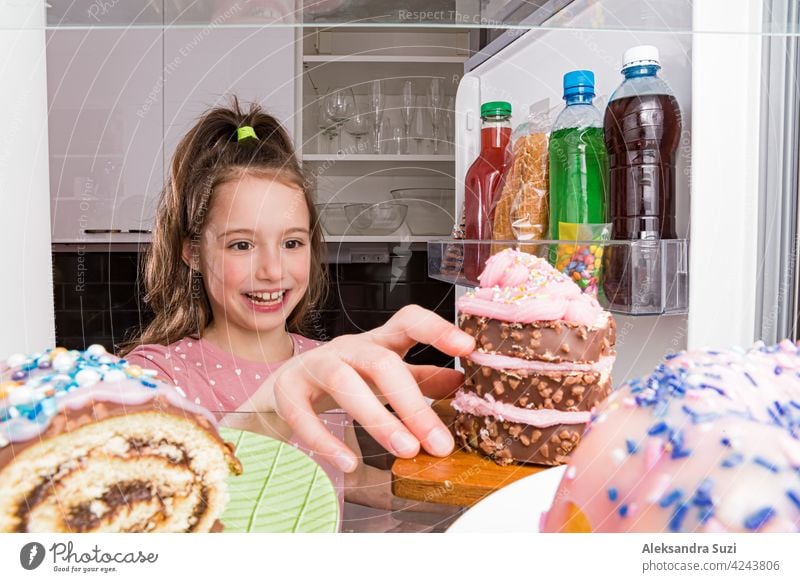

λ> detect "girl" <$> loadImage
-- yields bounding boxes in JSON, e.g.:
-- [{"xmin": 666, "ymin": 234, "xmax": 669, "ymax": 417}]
[{"xmin": 119, "ymin": 98, "xmax": 474, "ymax": 515}]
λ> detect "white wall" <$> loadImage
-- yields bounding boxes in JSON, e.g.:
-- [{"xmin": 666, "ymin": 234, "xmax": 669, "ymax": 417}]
[
  {"xmin": 0, "ymin": 4, "xmax": 55, "ymax": 358},
  {"xmin": 688, "ymin": 0, "xmax": 764, "ymax": 349}
]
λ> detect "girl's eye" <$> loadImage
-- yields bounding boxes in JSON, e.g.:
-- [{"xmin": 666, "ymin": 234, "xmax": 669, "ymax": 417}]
[
  {"xmin": 284, "ymin": 239, "xmax": 305, "ymax": 250},
  {"xmin": 230, "ymin": 241, "xmax": 253, "ymax": 251}
]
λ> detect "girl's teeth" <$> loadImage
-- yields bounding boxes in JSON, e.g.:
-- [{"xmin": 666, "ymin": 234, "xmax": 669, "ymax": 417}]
[{"xmin": 247, "ymin": 290, "xmax": 285, "ymax": 303}]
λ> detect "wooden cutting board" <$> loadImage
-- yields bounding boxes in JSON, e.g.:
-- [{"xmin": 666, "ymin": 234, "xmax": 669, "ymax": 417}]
[{"xmin": 391, "ymin": 399, "xmax": 549, "ymax": 507}]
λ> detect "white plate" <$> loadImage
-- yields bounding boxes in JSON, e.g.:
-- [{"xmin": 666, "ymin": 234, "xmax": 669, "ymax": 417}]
[{"xmin": 446, "ymin": 466, "xmax": 566, "ymax": 533}]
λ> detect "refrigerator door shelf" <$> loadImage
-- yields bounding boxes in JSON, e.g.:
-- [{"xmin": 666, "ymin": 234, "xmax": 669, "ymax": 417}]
[{"xmin": 427, "ymin": 239, "xmax": 689, "ymax": 317}]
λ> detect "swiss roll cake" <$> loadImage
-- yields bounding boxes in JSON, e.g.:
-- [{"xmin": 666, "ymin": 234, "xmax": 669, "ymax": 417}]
[{"xmin": 0, "ymin": 345, "xmax": 241, "ymax": 533}]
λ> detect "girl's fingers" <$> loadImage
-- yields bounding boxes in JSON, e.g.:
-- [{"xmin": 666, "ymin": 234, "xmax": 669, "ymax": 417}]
[
  {"xmin": 314, "ymin": 354, "xmax": 425, "ymax": 459},
  {"xmin": 345, "ymin": 344, "xmax": 454, "ymax": 457},
  {"xmin": 272, "ymin": 368, "xmax": 359, "ymax": 473},
  {"xmin": 370, "ymin": 305, "xmax": 475, "ymax": 358},
  {"xmin": 406, "ymin": 364, "xmax": 465, "ymax": 400}
]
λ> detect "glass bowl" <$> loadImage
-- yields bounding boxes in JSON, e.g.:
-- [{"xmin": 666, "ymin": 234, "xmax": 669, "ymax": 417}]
[
  {"xmin": 343, "ymin": 202, "xmax": 408, "ymax": 235},
  {"xmin": 389, "ymin": 188, "xmax": 455, "ymax": 235},
  {"xmin": 314, "ymin": 203, "xmax": 349, "ymax": 235}
]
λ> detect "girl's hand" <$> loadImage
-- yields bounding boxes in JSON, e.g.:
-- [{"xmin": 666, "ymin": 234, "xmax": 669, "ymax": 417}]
[{"xmin": 254, "ymin": 305, "xmax": 475, "ymax": 473}]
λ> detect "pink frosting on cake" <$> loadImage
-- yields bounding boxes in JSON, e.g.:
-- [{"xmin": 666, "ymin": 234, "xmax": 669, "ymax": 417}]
[
  {"xmin": 452, "ymin": 390, "xmax": 591, "ymax": 427},
  {"xmin": 468, "ymin": 351, "xmax": 615, "ymax": 373},
  {"xmin": 542, "ymin": 340, "xmax": 800, "ymax": 533},
  {"xmin": 456, "ymin": 248, "xmax": 604, "ymax": 326}
]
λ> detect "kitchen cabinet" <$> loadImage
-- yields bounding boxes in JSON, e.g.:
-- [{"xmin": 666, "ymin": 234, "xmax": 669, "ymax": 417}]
[
  {"xmin": 47, "ymin": 29, "xmax": 163, "ymax": 243},
  {"xmin": 46, "ymin": 23, "xmax": 467, "ymax": 244},
  {"xmin": 302, "ymin": 27, "xmax": 469, "ymax": 243},
  {"xmin": 163, "ymin": 27, "xmax": 296, "ymax": 169},
  {"xmin": 47, "ymin": 26, "xmax": 295, "ymax": 244}
]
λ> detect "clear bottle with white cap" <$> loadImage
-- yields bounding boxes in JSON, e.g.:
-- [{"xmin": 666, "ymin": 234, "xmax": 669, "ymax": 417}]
[
  {"xmin": 602, "ymin": 45, "xmax": 683, "ymax": 310},
  {"xmin": 604, "ymin": 45, "xmax": 682, "ymax": 240}
]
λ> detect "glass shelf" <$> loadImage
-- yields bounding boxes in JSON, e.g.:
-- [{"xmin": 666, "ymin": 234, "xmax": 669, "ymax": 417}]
[
  {"xmin": 303, "ymin": 154, "xmax": 454, "ymax": 162},
  {"xmin": 1, "ymin": 1, "xmax": 795, "ymax": 36},
  {"xmin": 427, "ymin": 238, "xmax": 689, "ymax": 316},
  {"xmin": 302, "ymin": 155, "xmax": 454, "ymax": 176}
]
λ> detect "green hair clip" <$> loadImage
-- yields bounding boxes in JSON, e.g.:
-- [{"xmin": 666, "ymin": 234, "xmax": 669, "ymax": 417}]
[{"xmin": 237, "ymin": 126, "xmax": 258, "ymax": 142}]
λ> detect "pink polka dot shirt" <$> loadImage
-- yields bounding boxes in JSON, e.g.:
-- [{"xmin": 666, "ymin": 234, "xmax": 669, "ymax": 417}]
[{"xmin": 125, "ymin": 333, "xmax": 322, "ymax": 413}]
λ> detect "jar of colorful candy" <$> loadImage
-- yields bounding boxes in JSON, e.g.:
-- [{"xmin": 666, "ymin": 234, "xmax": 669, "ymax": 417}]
[{"xmin": 552, "ymin": 223, "xmax": 610, "ymax": 296}]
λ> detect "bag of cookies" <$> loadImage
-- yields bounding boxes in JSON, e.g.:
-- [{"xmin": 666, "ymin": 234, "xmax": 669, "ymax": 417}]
[{"xmin": 492, "ymin": 100, "xmax": 554, "ymax": 246}]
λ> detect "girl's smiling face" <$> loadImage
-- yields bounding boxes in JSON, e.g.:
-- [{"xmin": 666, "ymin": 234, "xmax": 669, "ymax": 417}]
[{"xmin": 189, "ymin": 173, "xmax": 311, "ymax": 337}]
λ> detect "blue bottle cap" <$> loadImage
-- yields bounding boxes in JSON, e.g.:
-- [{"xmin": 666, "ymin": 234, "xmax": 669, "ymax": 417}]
[{"xmin": 563, "ymin": 70, "xmax": 595, "ymax": 100}]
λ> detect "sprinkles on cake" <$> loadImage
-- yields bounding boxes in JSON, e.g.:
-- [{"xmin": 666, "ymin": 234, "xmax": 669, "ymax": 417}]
[
  {"xmin": 465, "ymin": 248, "xmax": 588, "ymax": 306},
  {"xmin": 1, "ymin": 345, "xmax": 172, "ymax": 446},
  {"xmin": 743, "ymin": 507, "xmax": 776, "ymax": 531},
  {"xmin": 567, "ymin": 340, "xmax": 800, "ymax": 532}
]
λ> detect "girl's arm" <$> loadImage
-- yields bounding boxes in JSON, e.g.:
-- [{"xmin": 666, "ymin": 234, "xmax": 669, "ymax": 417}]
[{"xmin": 237, "ymin": 305, "xmax": 475, "ymax": 474}]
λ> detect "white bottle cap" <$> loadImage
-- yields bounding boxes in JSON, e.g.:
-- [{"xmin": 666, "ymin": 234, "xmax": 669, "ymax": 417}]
[{"xmin": 622, "ymin": 45, "xmax": 660, "ymax": 70}]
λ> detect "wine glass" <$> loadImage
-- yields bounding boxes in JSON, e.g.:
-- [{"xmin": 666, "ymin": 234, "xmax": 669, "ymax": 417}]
[
  {"xmin": 369, "ymin": 80, "xmax": 384, "ymax": 154},
  {"xmin": 344, "ymin": 113, "xmax": 369, "ymax": 154},
  {"xmin": 428, "ymin": 78, "xmax": 444, "ymax": 154},
  {"xmin": 390, "ymin": 127, "xmax": 404, "ymax": 155},
  {"xmin": 343, "ymin": 90, "xmax": 369, "ymax": 154},
  {"xmin": 411, "ymin": 95, "xmax": 428, "ymax": 154},
  {"xmin": 317, "ymin": 98, "xmax": 338, "ymax": 154},
  {"xmin": 401, "ymin": 80, "xmax": 416, "ymax": 155},
  {"xmin": 325, "ymin": 88, "xmax": 354, "ymax": 154},
  {"xmin": 379, "ymin": 117, "xmax": 394, "ymax": 154}
]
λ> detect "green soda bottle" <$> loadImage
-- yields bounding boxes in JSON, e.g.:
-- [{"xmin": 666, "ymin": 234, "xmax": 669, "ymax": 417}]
[{"xmin": 548, "ymin": 70, "xmax": 609, "ymax": 295}]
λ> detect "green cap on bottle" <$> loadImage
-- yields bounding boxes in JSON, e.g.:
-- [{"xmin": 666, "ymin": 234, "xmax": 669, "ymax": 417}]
[{"xmin": 480, "ymin": 101, "xmax": 512, "ymax": 119}]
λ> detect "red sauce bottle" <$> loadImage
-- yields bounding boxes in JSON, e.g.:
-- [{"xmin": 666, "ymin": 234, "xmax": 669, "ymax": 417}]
[{"xmin": 463, "ymin": 101, "xmax": 512, "ymax": 281}]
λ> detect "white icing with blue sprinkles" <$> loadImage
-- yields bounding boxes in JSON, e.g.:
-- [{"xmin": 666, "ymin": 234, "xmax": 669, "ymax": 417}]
[
  {"xmin": 1, "ymin": 345, "xmax": 163, "ymax": 447},
  {"xmin": 598, "ymin": 340, "xmax": 800, "ymax": 532}
]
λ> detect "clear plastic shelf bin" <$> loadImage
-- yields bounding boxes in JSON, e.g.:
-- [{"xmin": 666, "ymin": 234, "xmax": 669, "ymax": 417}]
[{"xmin": 427, "ymin": 239, "xmax": 689, "ymax": 316}]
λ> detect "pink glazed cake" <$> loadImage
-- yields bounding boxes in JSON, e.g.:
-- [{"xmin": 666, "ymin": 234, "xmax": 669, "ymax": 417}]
[
  {"xmin": 453, "ymin": 248, "xmax": 616, "ymax": 466},
  {"xmin": 542, "ymin": 341, "xmax": 800, "ymax": 532}
]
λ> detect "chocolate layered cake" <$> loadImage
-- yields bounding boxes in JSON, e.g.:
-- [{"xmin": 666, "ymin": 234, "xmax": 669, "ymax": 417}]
[
  {"xmin": 0, "ymin": 345, "xmax": 242, "ymax": 532},
  {"xmin": 452, "ymin": 248, "xmax": 616, "ymax": 466},
  {"xmin": 543, "ymin": 341, "xmax": 800, "ymax": 533}
]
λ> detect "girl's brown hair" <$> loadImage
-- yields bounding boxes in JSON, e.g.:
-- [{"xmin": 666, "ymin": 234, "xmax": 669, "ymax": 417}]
[{"xmin": 118, "ymin": 97, "xmax": 326, "ymax": 356}]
